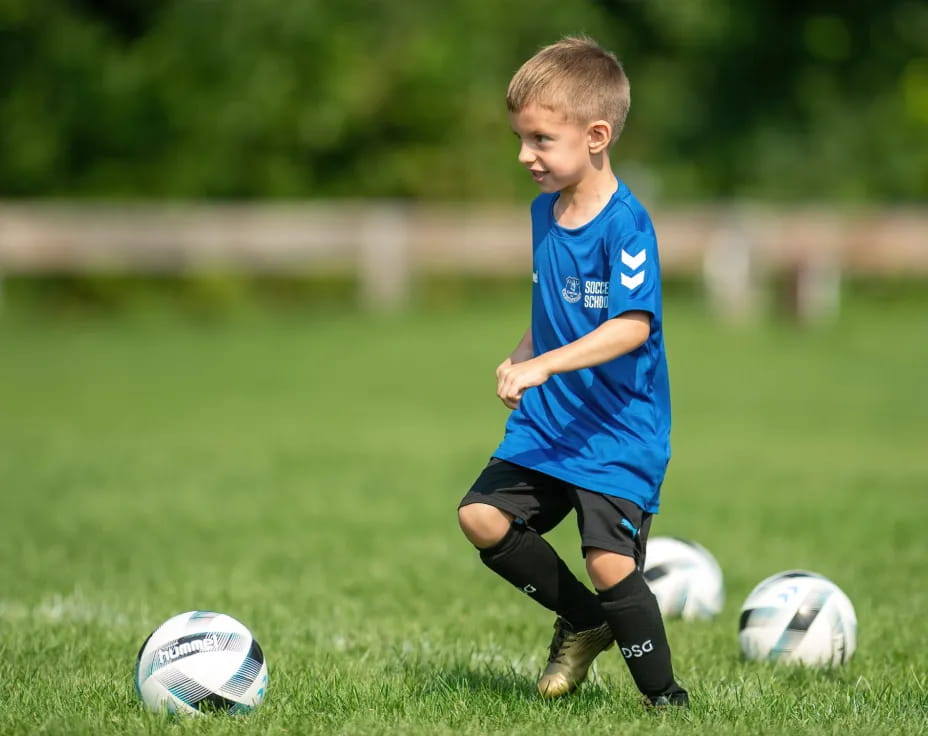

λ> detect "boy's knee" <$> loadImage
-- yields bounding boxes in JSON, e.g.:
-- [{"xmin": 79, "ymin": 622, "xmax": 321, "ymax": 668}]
[
  {"xmin": 458, "ymin": 503, "xmax": 513, "ymax": 549},
  {"xmin": 585, "ymin": 548, "xmax": 637, "ymax": 591}
]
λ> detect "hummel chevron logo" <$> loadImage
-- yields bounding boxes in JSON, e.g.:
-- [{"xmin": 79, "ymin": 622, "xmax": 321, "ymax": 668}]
[
  {"xmin": 620, "ymin": 248, "xmax": 646, "ymax": 290},
  {"xmin": 621, "ymin": 249, "xmax": 647, "ymax": 270}
]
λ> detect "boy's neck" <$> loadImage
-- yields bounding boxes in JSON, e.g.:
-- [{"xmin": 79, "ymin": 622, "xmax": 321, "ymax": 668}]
[{"xmin": 553, "ymin": 163, "xmax": 618, "ymax": 229}]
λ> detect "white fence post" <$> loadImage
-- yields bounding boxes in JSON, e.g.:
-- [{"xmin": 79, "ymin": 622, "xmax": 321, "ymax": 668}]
[
  {"xmin": 703, "ymin": 217, "xmax": 762, "ymax": 325},
  {"xmin": 358, "ymin": 203, "xmax": 410, "ymax": 312}
]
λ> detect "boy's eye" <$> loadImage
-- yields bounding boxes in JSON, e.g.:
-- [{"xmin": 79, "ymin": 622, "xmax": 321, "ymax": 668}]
[{"xmin": 512, "ymin": 132, "xmax": 551, "ymax": 145}]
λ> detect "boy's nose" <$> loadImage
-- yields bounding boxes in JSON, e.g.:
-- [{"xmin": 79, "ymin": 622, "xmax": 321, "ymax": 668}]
[{"xmin": 518, "ymin": 143, "xmax": 535, "ymax": 166}]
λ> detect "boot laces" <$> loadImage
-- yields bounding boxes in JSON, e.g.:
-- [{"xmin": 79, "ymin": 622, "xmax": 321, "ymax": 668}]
[{"xmin": 547, "ymin": 617, "xmax": 575, "ymax": 664}]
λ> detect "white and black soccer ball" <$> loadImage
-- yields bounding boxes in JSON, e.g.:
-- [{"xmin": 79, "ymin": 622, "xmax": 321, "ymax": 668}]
[
  {"xmin": 135, "ymin": 611, "xmax": 268, "ymax": 716},
  {"xmin": 643, "ymin": 536, "xmax": 725, "ymax": 620},
  {"xmin": 738, "ymin": 570, "xmax": 857, "ymax": 667}
]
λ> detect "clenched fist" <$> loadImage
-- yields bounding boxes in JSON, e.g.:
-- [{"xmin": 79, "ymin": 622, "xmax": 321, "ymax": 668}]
[{"xmin": 496, "ymin": 357, "xmax": 551, "ymax": 409}]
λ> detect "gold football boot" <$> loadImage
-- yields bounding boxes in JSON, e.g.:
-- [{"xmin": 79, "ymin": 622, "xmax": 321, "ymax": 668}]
[{"xmin": 537, "ymin": 617, "xmax": 614, "ymax": 698}]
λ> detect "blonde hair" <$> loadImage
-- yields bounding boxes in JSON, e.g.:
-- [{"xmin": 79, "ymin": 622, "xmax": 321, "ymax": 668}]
[{"xmin": 506, "ymin": 36, "xmax": 630, "ymax": 145}]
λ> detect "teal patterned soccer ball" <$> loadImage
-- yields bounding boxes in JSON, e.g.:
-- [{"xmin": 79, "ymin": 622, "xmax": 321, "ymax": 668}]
[
  {"xmin": 643, "ymin": 536, "xmax": 725, "ymax": 620},
  {"xmin": 738, "ymin": 571, "xmax": 857, "ymax": 666},
  {"xmin": 135, "ymin": 611, "xmax": 268, "ymax": 716}
]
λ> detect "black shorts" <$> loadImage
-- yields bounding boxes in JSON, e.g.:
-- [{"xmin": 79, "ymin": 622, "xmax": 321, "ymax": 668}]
[{"xmin": 459, "ymin": 457, "xmax": 652, "ymax": 567}]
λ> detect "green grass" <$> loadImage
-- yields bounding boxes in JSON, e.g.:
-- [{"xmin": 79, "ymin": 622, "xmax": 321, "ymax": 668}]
[{"xmin": 1, "ymin": 290, "xmax": 926, "ymax": 734}]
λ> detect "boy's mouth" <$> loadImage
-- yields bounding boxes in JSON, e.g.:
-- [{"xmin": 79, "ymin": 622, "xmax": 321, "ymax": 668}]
[{"xmin": 529, "ymin": 169, "xmax": 547, "ymax": 182}]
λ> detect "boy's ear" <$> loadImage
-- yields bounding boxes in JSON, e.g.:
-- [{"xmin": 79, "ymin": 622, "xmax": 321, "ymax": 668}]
[{"xmin": 588, "ymin": 120, "xmax": 612, "ymax": 154}]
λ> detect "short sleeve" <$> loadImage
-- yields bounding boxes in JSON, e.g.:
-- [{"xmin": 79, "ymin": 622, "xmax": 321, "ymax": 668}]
[{"xmin": 606, "ymin": 228, "xmax": 660, "ymax": 320}]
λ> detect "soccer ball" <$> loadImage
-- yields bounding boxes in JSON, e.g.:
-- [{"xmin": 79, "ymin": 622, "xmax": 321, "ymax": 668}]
[
  {"xmin": 135, "ymin": 611, "xmax": 268, "ymax": 716},
  {"xmin": 738, "ymin": 570, "xmax": 857, "ymax": 666},
  {"xmin": 642, "ymin": 536, "xmax": 724, "ymax": 620}
]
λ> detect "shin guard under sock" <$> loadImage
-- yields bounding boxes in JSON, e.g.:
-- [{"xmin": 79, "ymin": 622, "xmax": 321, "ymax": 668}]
[
  {"xmin": 597, "ymin": 570, "xmax": 686, "ymax": 699},
  {"xmin": 478, "ymin": 521, "xmax": 604, "ymax": 630}
]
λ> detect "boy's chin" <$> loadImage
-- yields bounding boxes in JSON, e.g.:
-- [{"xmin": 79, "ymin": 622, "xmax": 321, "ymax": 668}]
[{"xmin": 535, "ymin": 179, "xmax": 562, "ymax": 193}]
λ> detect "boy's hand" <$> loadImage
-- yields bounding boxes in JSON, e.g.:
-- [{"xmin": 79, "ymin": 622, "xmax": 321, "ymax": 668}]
[{"xmin": 496, "ymin": 357, "xmax": 551, "ymax": 409}]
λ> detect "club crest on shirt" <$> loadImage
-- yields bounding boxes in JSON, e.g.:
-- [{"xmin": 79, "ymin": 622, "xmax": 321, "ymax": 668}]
[{"xmin": 561, "ymin": 276, "xmax": 582, "ymax": 303}]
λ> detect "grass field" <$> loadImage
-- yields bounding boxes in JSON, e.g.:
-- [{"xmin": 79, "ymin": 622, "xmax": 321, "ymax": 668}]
[{"xmin": 1, "ymin": 288, "xmax": 926, "ymax": 734}]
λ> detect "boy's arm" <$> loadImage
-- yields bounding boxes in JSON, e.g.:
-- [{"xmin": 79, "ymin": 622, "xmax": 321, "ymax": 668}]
[
  {"xmin": 507, "ymin": 328, "xmax": 534, "ymax": 364},
  {"xmin": 495, "ymin": 328, "xmax": 533, "ymax": 395},
  {"xmin": 496, "ymin": 312, "xmax": 650, "ymax": 409}
]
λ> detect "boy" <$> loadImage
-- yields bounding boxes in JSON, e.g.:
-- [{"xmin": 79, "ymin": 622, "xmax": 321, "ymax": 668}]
[{"xmin": 457, "ymin": 36, "xmax": 688, "ymax": 708}]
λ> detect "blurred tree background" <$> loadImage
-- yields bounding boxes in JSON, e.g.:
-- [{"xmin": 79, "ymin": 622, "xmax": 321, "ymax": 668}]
[{"xmin": 1, "ymin": 0, "xmax": 926, "ymax": 203}]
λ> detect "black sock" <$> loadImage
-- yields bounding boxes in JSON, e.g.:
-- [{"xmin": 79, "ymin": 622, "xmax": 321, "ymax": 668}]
[
  {"xmin": 597, "ymin": 571, "xmax": 686, "ymax": 698},
  {"xmin": 478, "ymin": 521, "xmax": 604, "ymax": 630}
]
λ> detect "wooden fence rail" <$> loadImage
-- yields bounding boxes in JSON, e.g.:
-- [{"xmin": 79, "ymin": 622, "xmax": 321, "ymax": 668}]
[{"xmin": 1, "ymin": 201, "xmax": 926, "ymax": 314}]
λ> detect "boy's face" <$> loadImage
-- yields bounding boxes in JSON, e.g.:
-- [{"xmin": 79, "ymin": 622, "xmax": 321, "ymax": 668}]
[{"xmin": 509, "ymin": 103, "xmax": 601, "ymax": 193}]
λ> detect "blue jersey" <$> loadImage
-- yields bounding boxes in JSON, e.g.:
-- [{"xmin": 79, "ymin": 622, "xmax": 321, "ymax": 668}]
[{"xmin": 494, "ymin": 180, "xmax": 670, "ymax": 513}]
